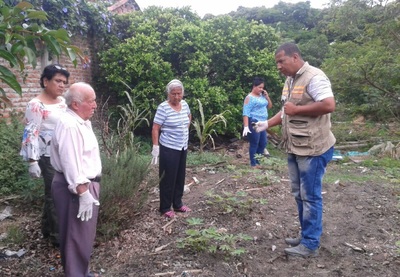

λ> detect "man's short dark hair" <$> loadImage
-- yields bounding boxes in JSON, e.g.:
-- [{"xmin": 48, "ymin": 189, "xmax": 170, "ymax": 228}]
[{"xmin": 275, "ymin": 42, "xmax": 302, "ymax": 58}]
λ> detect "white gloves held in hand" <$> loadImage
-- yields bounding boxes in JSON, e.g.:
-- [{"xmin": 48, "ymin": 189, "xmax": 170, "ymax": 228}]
[
  {"xmin": 77, "ymin": 190, "xmax": 100, "ymax": 221},
  {"xmin": 151, "ymin": 145, "xmax": 160, "ymax": 165},
  {"xmin": 29, "ymin": 161, "xmax": 41, "ymax": 178},
  {"xmin": 254, "ymin": 120, "xmax": 269, "ymax": 133},
  {"xmin": 242, "ymin": 126, "xmax": 251, "ymax": 137}
]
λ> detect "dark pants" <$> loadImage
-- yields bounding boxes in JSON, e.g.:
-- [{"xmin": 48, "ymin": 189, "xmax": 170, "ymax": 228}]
[
  {"xmin": 52, "ymin": 172, "xmax": 100, "ymax": 277},
  {"xmin": 159, "ymin": 144, "xmax": 187, "ymax": 214},
  {"xmin": 248, "ymin": 118, "xmax": 267, "ymax": 166},
  {"xmin": 38, "ymin": 156, "xmax": 59, "ymax": 244}
]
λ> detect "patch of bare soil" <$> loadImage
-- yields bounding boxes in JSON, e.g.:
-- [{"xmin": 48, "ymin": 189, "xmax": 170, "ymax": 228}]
[{"xmin": 1, "ymin": 141, "xmax": 399, "ymax": 277}]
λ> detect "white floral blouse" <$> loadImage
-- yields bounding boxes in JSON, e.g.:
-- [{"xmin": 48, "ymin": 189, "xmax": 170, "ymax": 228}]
[{"xmin": 20, "ymin": 97, "xmax": 67, "ymax": 161}]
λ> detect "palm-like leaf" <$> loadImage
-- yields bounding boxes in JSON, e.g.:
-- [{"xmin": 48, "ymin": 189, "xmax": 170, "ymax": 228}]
[{"xmin": 192, "ymin": 99, "xmax": 231, "ymax": 153}]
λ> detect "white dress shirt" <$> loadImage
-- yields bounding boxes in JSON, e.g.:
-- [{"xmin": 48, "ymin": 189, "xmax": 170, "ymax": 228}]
[{"xmin": 50, "ymin": 108, "xmax": 101, "ymax": 194}]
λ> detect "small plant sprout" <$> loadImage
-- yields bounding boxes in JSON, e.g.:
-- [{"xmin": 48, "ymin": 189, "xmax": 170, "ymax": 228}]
[{"xmin": 177, "ymin": 226, "xmax": 252, "ymax": 257}]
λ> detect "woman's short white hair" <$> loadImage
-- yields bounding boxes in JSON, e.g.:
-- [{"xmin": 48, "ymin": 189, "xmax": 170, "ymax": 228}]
[{"xmin": 166, "ymin": 79, "xmax": 184, "ymax": 95}]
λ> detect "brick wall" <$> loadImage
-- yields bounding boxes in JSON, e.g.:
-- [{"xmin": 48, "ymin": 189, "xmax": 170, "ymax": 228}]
[{"xmin": 1, "ymin": 36, "xmax": 93, "ymax": 119}]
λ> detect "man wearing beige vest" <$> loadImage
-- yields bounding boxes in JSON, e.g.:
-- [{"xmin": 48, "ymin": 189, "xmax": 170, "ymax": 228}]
[{"xmin": 255, "ymin": 42, "xmax": 335, "ymax": 257}]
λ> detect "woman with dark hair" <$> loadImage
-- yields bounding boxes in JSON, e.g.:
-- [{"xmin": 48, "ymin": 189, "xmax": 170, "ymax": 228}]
[
  {"xmin": 20, "ymin": 64, "xmax": 70, "ymax": 247},
  {"xmin": 242, "ymin": 77, "xmax": 273, "ymax": 167},
  {"xmin": 151, "ymin": 79, "xmax": 192, "ymax": 218}
]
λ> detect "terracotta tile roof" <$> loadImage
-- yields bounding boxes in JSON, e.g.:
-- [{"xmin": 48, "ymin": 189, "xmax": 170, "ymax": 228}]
[{"xmin": 107, "ymin": 0, "xmax": 140, "ymax": 14}]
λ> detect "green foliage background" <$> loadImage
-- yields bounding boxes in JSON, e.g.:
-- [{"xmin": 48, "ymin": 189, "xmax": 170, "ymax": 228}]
[
  {"xmin": 0, "ymin": 115, "xmax": 30, "ymax": 194},
  {"xmin": 1, "ymin": 1, "xmax": 399, "ymax": 193},
  {"xmin": 97, "ymin": 7, "xmax": 283, "ymax": 136},
  {"xmin": 94, "ymin": 0, "xmax": 399, "ymax": 139}
]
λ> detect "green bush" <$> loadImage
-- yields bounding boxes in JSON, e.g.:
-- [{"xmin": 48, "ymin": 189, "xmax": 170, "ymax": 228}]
[
  {"xmin": 97, "ymin": 7, "xmax": 282, "ymax": 136},
  {"xmin": 97, "ymin": 147, "xmax": 156, "ymax": 239},
  {"xmin": 0, "ymin": 115, "xmax": 32, "ymax": 195},
  {"xmin": 95, "ymin": 84, "xmax": 157, "ymax": 239}
]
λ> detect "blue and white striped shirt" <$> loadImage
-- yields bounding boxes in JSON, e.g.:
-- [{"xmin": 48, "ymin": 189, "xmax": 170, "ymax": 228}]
[{"xmin": 154, "ymin": 100, "xmax": 191, "ymax": 150}]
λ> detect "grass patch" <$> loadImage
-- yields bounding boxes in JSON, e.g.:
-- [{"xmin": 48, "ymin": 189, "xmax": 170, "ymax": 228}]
[
  {"xmin": 3, "ymin": 224, "xmax": 25, "ymax": 245},
  {"xmin": 177, "ymin": 218, "xmax": 252, "ymax": 257},
  {"xmin": 205, "ymin": 190, "xmax": 267, "ymax": 217},
  {"xmin": 324, "ymin": 163, "xmax": 397, "ymax": 185},
  {"xmin": 187, "ymin": 151, "xmax": 228, "ymax": 166},
  {"xmin": 360, "ymin": 157, "xmax": 400, "ymax": 170}
]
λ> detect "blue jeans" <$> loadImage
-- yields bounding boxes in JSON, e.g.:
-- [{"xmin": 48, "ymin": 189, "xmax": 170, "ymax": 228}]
[
  {"xmin": 247, "ymin": 118, "xmax": 267, "ymax": 166},
  {"xmin": 287, "ymin": 146, "xmax": 334, "ymax": 250}
]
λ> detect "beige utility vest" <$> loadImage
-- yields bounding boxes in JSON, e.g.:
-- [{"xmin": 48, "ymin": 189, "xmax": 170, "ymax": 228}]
[{"xmin": 281, "ymin": 63, "xmax": 336, "ymax": 156}]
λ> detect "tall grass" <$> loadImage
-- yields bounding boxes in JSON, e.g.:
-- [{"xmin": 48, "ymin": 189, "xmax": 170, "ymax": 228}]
[
  {"xmin": 192, "ymin": 99, "xmax": 230, "ymax": 153},
  {"xmin": 98, "ymin": 148, "xmax": 156, "ymax": 239},
  {"xmin": 95, "ymin": 85, "xmax": 155, "ymax": 239}
]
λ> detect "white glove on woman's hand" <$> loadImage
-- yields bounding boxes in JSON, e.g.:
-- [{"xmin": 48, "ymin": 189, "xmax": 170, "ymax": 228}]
[
  {"xmin": 242, "ymin": 126, "xmax": 251, "ymax": 137},
  {"xmin": 151, "ymin": 145, "xmax": 160, "ymax": 165},
  {"xmin": 77, "ymin": 190, "xmax": 100, "ymax": 221},
  {"xmin": 254, "ymin": 121, "xmax": 269, "ymax": 133},
  {"xmin": 28, "ymin": 161, "xmax": 41, "ymax": 178}
]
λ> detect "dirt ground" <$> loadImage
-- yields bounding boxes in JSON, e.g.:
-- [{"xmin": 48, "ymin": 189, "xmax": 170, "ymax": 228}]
[{"xmin": 0, "ymin": 140, "xmax": 399, "ymax": 277}]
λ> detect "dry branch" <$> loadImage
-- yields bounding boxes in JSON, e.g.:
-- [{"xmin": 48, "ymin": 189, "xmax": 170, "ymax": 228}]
[
  {"xmin": 154, "ymin": 271, "xmax": 175, "ymax": 276},
  {"xmin": 162, "ymin": 218, "xmax": 176, "ymax": 231},
  {"xmin": 154, "ymin": 242, "xmax": 172, "ymax": 252}
]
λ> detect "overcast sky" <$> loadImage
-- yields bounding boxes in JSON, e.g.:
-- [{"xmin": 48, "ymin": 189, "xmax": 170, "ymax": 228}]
[{"xmin": 135, "ymin": 0, "xmax": 330, "ymax": 17}]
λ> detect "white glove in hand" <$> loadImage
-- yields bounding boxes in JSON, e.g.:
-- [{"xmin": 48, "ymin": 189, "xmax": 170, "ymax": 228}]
[
  {"xmin": 151, "ymin": 145, "xmax": 160, "ymax": 165},
  {"xmin": 29, "ymin": 161, "xmax": 41, "ymax": 178},
  {"xmin": 77, "ymin": 190, "xmax": 100, "ymax": 221},
  {"xmin": 242, "ymin": 126, "xmax": 251, "ymax": 137},
  {"xmin": 254, "ymin": 121, "xmax": 269, "ymax": 133}
]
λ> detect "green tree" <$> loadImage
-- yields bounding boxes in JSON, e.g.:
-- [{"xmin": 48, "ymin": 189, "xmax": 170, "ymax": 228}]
[
  {"xmin": 98, "ymin": 7, "xmax": 282, "ymax": 136},
  {"xmin": 0, "ymin": 1, "xmax": 84, "ymax": 107},
  {"xmin": 321, "ymin": 0, "xmax": 400, "ymax": 120},
  {"xmin": 299, "ymin": 34, "xmax": 330, "ymax": 67},
  {"xmin": 230, "ymin": 2, "xmax": 323, "ymax": 41}
]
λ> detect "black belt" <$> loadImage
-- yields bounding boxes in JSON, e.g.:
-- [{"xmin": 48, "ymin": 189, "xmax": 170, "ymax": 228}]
[
  {"xmin": 89, "ymin": 176, "xmax": 101, "ymax": 182},
  {"xmin": 56, "ymin": 171, "xmax": 101, "ymax": 183}
]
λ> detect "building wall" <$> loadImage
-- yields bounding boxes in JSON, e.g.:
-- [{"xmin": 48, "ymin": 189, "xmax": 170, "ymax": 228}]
[{"xmin": 1, "ymin": 37, "xmax": 93, "ymax": 119}]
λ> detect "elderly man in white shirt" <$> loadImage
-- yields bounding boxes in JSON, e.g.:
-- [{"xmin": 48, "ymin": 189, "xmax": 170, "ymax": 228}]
[{"xmin": 50, "ymin": 82, "xmax": 102, "ymax": 277}]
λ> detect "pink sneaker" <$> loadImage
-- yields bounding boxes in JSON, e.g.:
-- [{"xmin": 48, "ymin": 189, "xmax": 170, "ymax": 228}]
[
  {"xmin": 174, "ymin": 205, "xmax": 191, "ymax": 213},
  {"xmin": 163, "ymin": 210, "xmax": 175, "ymax": 218}
]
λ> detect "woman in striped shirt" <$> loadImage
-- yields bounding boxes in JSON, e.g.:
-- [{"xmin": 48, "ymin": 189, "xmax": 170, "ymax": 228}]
[{"xmin": 151, "ymin": 79, "xmax": 192, "ymax": 218}]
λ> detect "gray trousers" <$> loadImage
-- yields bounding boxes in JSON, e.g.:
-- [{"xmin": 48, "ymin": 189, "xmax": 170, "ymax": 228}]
[{"xmin": 52, "ymin": 172, "xmax": 100, "ymax": 277}]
